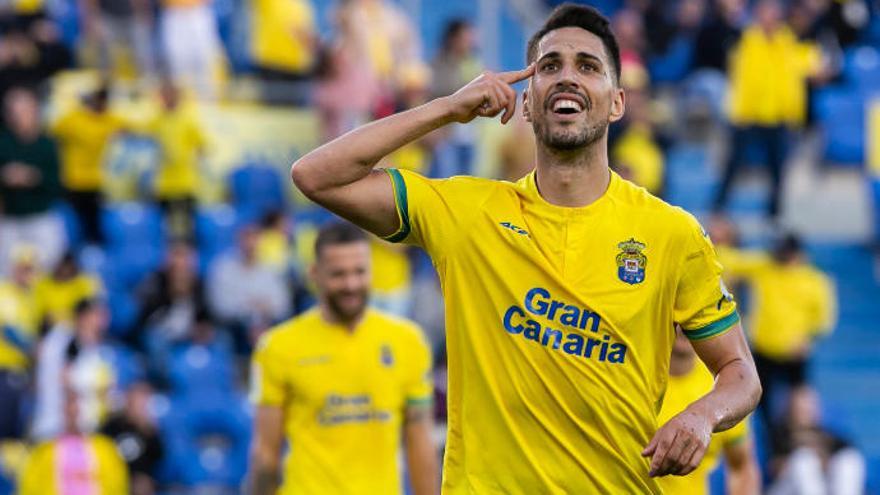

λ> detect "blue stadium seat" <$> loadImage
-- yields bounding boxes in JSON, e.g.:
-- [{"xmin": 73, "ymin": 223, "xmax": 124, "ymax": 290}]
[
  {"xmin": 843, "ymin": 45, "xmax": 880, "ymax": 92},
  {"xmin": 228, "ymin": 163, "xmax": 286, "ymax": 223},
  {"xmin": 55, "ymin": 201, "xmax": 83, "ymax": 249},
  {"xmin": 813, "ymin": 86, "xmax": 866, "ymax": 165},
  {"xmin": 167, "ymin": 341, "xmax": 236, "ymax": 400},
  {"xmin": 195, "ymin": 204, "xmax": 240, "ymax": 272},
  {"xmin": 101, "ymin": 202, "xmax": 166, "ymax": 248},
  {"xmin": 107, "ymin": 290, "xmax": 140, "ymax": 338},
  {"xmin": 159, "ymin": 394, "xmax": 251, "ymax": 487},
  {"xmin": 105, "ymin": 343, "xmax": 146, "ymax": 389}
]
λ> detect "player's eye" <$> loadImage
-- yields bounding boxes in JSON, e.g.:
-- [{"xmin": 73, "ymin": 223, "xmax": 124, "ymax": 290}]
[
  {"xmin": 581, "ymin": 63, "xmax": 598, "ymax": 72},
  {"xmin": 541, "ymin": 62, "xmax": 558, "ymax": 72}
]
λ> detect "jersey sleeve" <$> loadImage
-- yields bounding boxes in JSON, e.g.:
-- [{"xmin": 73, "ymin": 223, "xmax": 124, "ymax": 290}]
[
  {"xmin": 673, "ymin": 214, "xmax": 740, "ymax": 341},
  {"xmin": 249, "ymin": 333, "xmax": 287, "ymax": 407},
  {"xmin": 402, "ymin": 325, "xmax": 433, "ymax": 407},
  {"xmin": 382, "ymin": 168, "xmax": 483, "ymax": 259}
]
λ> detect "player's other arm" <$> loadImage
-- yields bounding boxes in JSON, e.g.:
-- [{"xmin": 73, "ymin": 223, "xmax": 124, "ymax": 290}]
[
  {"xmin": 290, "ymin": 65, "xmax": 534, "ymax": 237},
  {"xmin": 724, "ymin": 436, "xmax": 761, "ymax": 495},
  {"xmin": 247, "ymin": 405, "xmax": 284, "ymax": 495},
  {"xmin": 404, "ymin": 403, "xmax": 439, "ymax": 495},
  {"xmin": 644, "ymin": 324, "xmax": 761, "ymax": 477}
]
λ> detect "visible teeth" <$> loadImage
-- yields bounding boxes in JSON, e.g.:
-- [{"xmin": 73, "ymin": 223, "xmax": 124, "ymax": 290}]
[{"xmin": 553, "ymin": 99, "xmax": 582, "ymax": 112}]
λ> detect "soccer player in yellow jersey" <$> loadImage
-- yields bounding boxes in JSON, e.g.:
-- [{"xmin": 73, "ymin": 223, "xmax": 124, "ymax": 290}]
[
  {"xmin": 247, "ymin": 222, "xmax": 439, "ymax": 495},
  {"xmin": 658, "ymin": 328, "xmax": 761, "ymax": 495},
  {"xmin": 291, "ymin": 4, "xmax": 762, "ymax": 492}
]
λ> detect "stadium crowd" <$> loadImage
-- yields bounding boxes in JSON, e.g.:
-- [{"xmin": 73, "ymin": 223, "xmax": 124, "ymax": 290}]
[{"xmin": 0, "ymin": 0, "xmax": 877, "ymax": 493}]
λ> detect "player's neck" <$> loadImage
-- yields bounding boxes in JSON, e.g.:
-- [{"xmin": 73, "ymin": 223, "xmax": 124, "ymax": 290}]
[
  {"xmin": 669, "ymin": 355, "xmax": 696, "ymax": 377},
  {"xmin": 319, "ymin": 304, "xmax": 365, "ymax": 332},
  {"xmin": 534, "ymin": 140, "xmax": 611, "ymax": 208}
]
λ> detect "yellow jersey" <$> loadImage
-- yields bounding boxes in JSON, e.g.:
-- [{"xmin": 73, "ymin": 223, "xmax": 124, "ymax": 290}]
[
  {"xmin": 0, "ymin": 282, "xmax": 39, "ymax": 370},
  {"xmin": 384, "ymin": 168, "xmax": 739, "ymax": 494},
  {"xmin": 251, "ymin": 0, "xmax": 315, "ymax": 73},
  {"xmin": 51, "ymin": 106, "xmax": 125, "ymax": 192},
  {"xmin": 151, "ymin": 105, "xmax": 207, "ymax": 200},
  {"xmin": 718, "ymin": 247, "xmax": 836, "ymax": 360},
  {"xmin": 250, "ymin": 308, "xmax": 433, "ymax": 495},
  {"xmin": 657, "ymin": 361, "xmax": 749, "ymax": 495},
  {"xmin": 33, "ymin": 274, "xmax": 103, "ymax": 328},
  {"xmin": 17, "ymin": 435, "xmax": 128, "ymax": 495}
]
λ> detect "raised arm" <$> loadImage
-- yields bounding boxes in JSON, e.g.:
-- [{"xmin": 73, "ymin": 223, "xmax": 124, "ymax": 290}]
[
  {"xmin": 290, "ymin": 66, "xmax": 534, "ymax": 237},
  {"xmin": 643, "ymin": 323, "xmax": 761, "ymax": 477}
]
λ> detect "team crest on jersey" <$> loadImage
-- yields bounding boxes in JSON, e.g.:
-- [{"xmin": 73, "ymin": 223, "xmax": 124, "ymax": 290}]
[
  {"xmin": 380, "ymin": 344, "xmax": 394, "ymax": 367},
  {"xmin": 616, "ymin": 238, "xmax": 647, "ymax": 285}
]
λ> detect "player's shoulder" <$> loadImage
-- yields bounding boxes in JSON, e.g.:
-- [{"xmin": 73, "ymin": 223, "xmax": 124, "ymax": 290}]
[
  {"xmin": 366, "ymin": 309, "xmax": 428, "ymax": 345},
  {"xmin": 255, "ymin": 310, "xmax": 321, "ymax": 353},
  {"xmin": 612, "ymin": 175, "xmax": 703, "ymax": 237},
  {"xmin": 397, "ymin": 168, "xmax": 514, "ymax": 203}
]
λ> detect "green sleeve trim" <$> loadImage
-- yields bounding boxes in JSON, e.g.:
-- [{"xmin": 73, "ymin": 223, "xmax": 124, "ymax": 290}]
[
  {"xmin": 406, "ymin": 397, "xmax": 433, "ymax": 407},
  {"xmin": 683, "ymin": 311, "xmax": 740, "ymax": 341},
  {"xmin": 383, "ymin": 168, "xmax": 411, "ymax": 243}
]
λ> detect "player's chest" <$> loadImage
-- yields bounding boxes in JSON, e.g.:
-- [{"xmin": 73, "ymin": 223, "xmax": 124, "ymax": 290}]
[{"xmin": 287, "ymin": 338, "xmax": 408, "ymax": 410}]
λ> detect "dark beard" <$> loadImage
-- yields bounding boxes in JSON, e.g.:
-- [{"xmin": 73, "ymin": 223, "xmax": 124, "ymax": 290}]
[
  {"xmin": 533, "ymin": 118, "xmax": 607, "ymax": 151},
  {"xmin": 326, "ymin": 292, "xmax": 367, "ymax": 322}
]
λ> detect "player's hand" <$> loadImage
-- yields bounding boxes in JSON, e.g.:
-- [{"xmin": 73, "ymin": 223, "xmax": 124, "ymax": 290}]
[
  {"xmin": 642, "ymin": 407, "xmax": 713, "ymax": 477},
  {"xmin": 443, "ymin": 65, "xmax": 535, "ymax": 125}
]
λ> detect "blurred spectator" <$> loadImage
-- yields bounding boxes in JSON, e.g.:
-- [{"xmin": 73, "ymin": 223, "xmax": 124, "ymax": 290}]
[
  {"xmin": 150, "ymin": 81, "xmax": 207, "ymax": 240},
  {"xmin": 0, "ymin": 246, "xmax": 40, "ymax": 442},
  {"xmin": 0, "ymin": 86, "xmax": 65, "ymax": 274},
  {"xmin": 431, "ymin": 19, "xmax": 481, "ymax": 177},
  {"xmin": 33, "ymin": 251, "xmax": 103, "ymax": 330},
  {"xmin": 768, "ymin": 386, "xmax": 866, "ymax": 495},
  {"xmin": 255, "ymin": 210, "xmax": 296, "ymax": 275},
  {"xmin": 713, "ymin": 0, "xmax": 825, "ymax": 219},
  {"xmin": 100, "ymin": 381, "xmax": 164, "ymax": 495},
  {"xmin": 369, "ymin": 238, "xmax": 412, "ymax": 317},
  {"xmin": 51, "ymin": 84, "xmax": 126, "ymax": 245},
  {"xmin": 136, "ymin": 240, "xmax": 209, "ymax": 345},
  {"xmin": 335, "ymin": 0, "xmax": 423, "ymax": 112},
  {"xmin": 207, "ymin": 225, "xmax": 291, "ymax": 352},
  {"xmin": 646, "ymin": 0, "xmax": 705, "ymax": 84},
  {"xmin": 693, "ymin": 0, "xmax": 747, "ymax": 73},
  {"xmin": 78, "ymin": 0, "xmax": 156, "ymax": 79},
  {"xmin": 250, "ymin": 0, "xmax": 316, "ymax": 105},
  {"xmin": 658, "ymin": 328, "xmax": 761, "ymax": 495},
  {"xmin": 0, "ymin": 18, "xmax": 71, "ymax": 102},
  {"xmin": 159, "ymin": 0, "xmax": 225, "ymax": 97},
  {"xmin": 611, "ymin": 88, "xmax": 664, "ymax": 195},
  {"xmin": 612, "ymin": 7, "xmax": 648, "ymax": 81},
  {"xmin": 497, "ymin": 111, "xmax": 536, "ymax": 182},
  {"xmin": 34, "ymin": 299, "xmax": 117, "ymax": 439},
  {"xmin": 19, "ymin": 387, "xmax": 128, "ymax": 494},
  {"xmin": 719, "ymin": 233, "xmax": 837, "ymax": 426}
]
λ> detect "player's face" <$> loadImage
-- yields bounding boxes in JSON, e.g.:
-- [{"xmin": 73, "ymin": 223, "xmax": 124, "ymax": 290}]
[
  {"xmin": 524, "ymin": 27, "xmax": 624, "ymax": 151},
  {"xmin": 313, "ymin": 242, "xmax": 371, "ymax": 322}
]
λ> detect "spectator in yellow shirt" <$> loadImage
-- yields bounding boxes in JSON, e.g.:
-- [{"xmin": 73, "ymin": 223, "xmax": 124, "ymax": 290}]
[
  {"xmin": 713, "ymin": 0, "xmax": 824, "ymax": 219},
  {"xmin": 19, "ymin": 387, "xmax": 128, "ymax": 495},
  {"xmin": 51, "ymin": 85, "xmax": 125, "ymax": 245},
  {"xmin": 151, "ymin": 81, "xmax": 207, "ymax": 240},
  {"xmin": 0, "ymin": 246, "xmax": 40, "ymax": 445},
  {"xmin": 250, "ymin": 0, "xmax": 316, "ymax": 105},
  {"xmin": 33, "ymin": 252, "xmax": 103, "ymax": 330},
  {"xmin": 718, "ymin": 233, "xmax": 836, "ymax": 426}
]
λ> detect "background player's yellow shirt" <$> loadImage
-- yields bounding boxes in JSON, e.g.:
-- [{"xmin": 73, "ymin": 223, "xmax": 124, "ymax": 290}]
[
  {"xmin": 250, "ymin": 308, "xmax": 433, "ymax": 495},
  {"xmin": 718, "ymin": 247, "xmax": 836, "ymax": 359},
  {"xmin": 384, "ymin": 168, "xmax": 739, "ymax": 494},
  {"xmin": 51, "ymin": 106, "xmax": 125, "ymax": 192},
  {"xmin": 656, "ymin": 362, "xmax": 749, "ymax": 495}
]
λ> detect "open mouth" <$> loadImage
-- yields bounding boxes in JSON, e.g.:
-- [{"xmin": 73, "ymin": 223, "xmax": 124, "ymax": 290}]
[{"xmin": 550, "ymin": 94, "xmax": 585, "ymax": 115}]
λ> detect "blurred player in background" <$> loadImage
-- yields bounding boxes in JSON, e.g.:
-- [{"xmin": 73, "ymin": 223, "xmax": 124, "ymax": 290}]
[
  {"xmin": 291, "ymin": 3, "xmax": 760, "ymax": 492},
  {"xmin": 658, "ymin": 327, "xmax": 761, "ymax": 495},
  {"xmin": 247, "ymin": 222, "xmax": 438, "ymax": 495}
]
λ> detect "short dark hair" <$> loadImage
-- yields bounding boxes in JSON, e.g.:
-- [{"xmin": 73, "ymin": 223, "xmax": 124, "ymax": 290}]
[
  {"xmin": 442, "ymin": 18, "xmax": 471, "ymax": 50},
  {"xmin": 315, "ymin": 221, "xmax": 368, "ymax": 259},
  {"xmin": 526, "ymin": 3, "xmax": 621, "ymax": 84}
]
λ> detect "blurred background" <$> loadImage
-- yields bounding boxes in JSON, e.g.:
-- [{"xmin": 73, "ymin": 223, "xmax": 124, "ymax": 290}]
[{"xmin": 0, "ymin": 0, "xmax": 879, "ymax": 493}]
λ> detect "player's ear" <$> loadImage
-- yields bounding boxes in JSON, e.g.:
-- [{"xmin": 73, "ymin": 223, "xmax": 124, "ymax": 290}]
[
  {"xmin": 522, "ymin": 89, "xmax": 532, "ymax": 123},
  {"xmin": 609, "ymin": 87, "xmax": 625, "ymax": 123}
]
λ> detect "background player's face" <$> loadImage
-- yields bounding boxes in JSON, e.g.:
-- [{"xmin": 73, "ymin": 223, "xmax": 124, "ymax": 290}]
[
  {"xmin": 313, "ymin": 241, "xmax": 371, "ymax": 321},
  {"xmin": 524, "ymin": 27, "xmax": 624, "ymax": 151}
]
